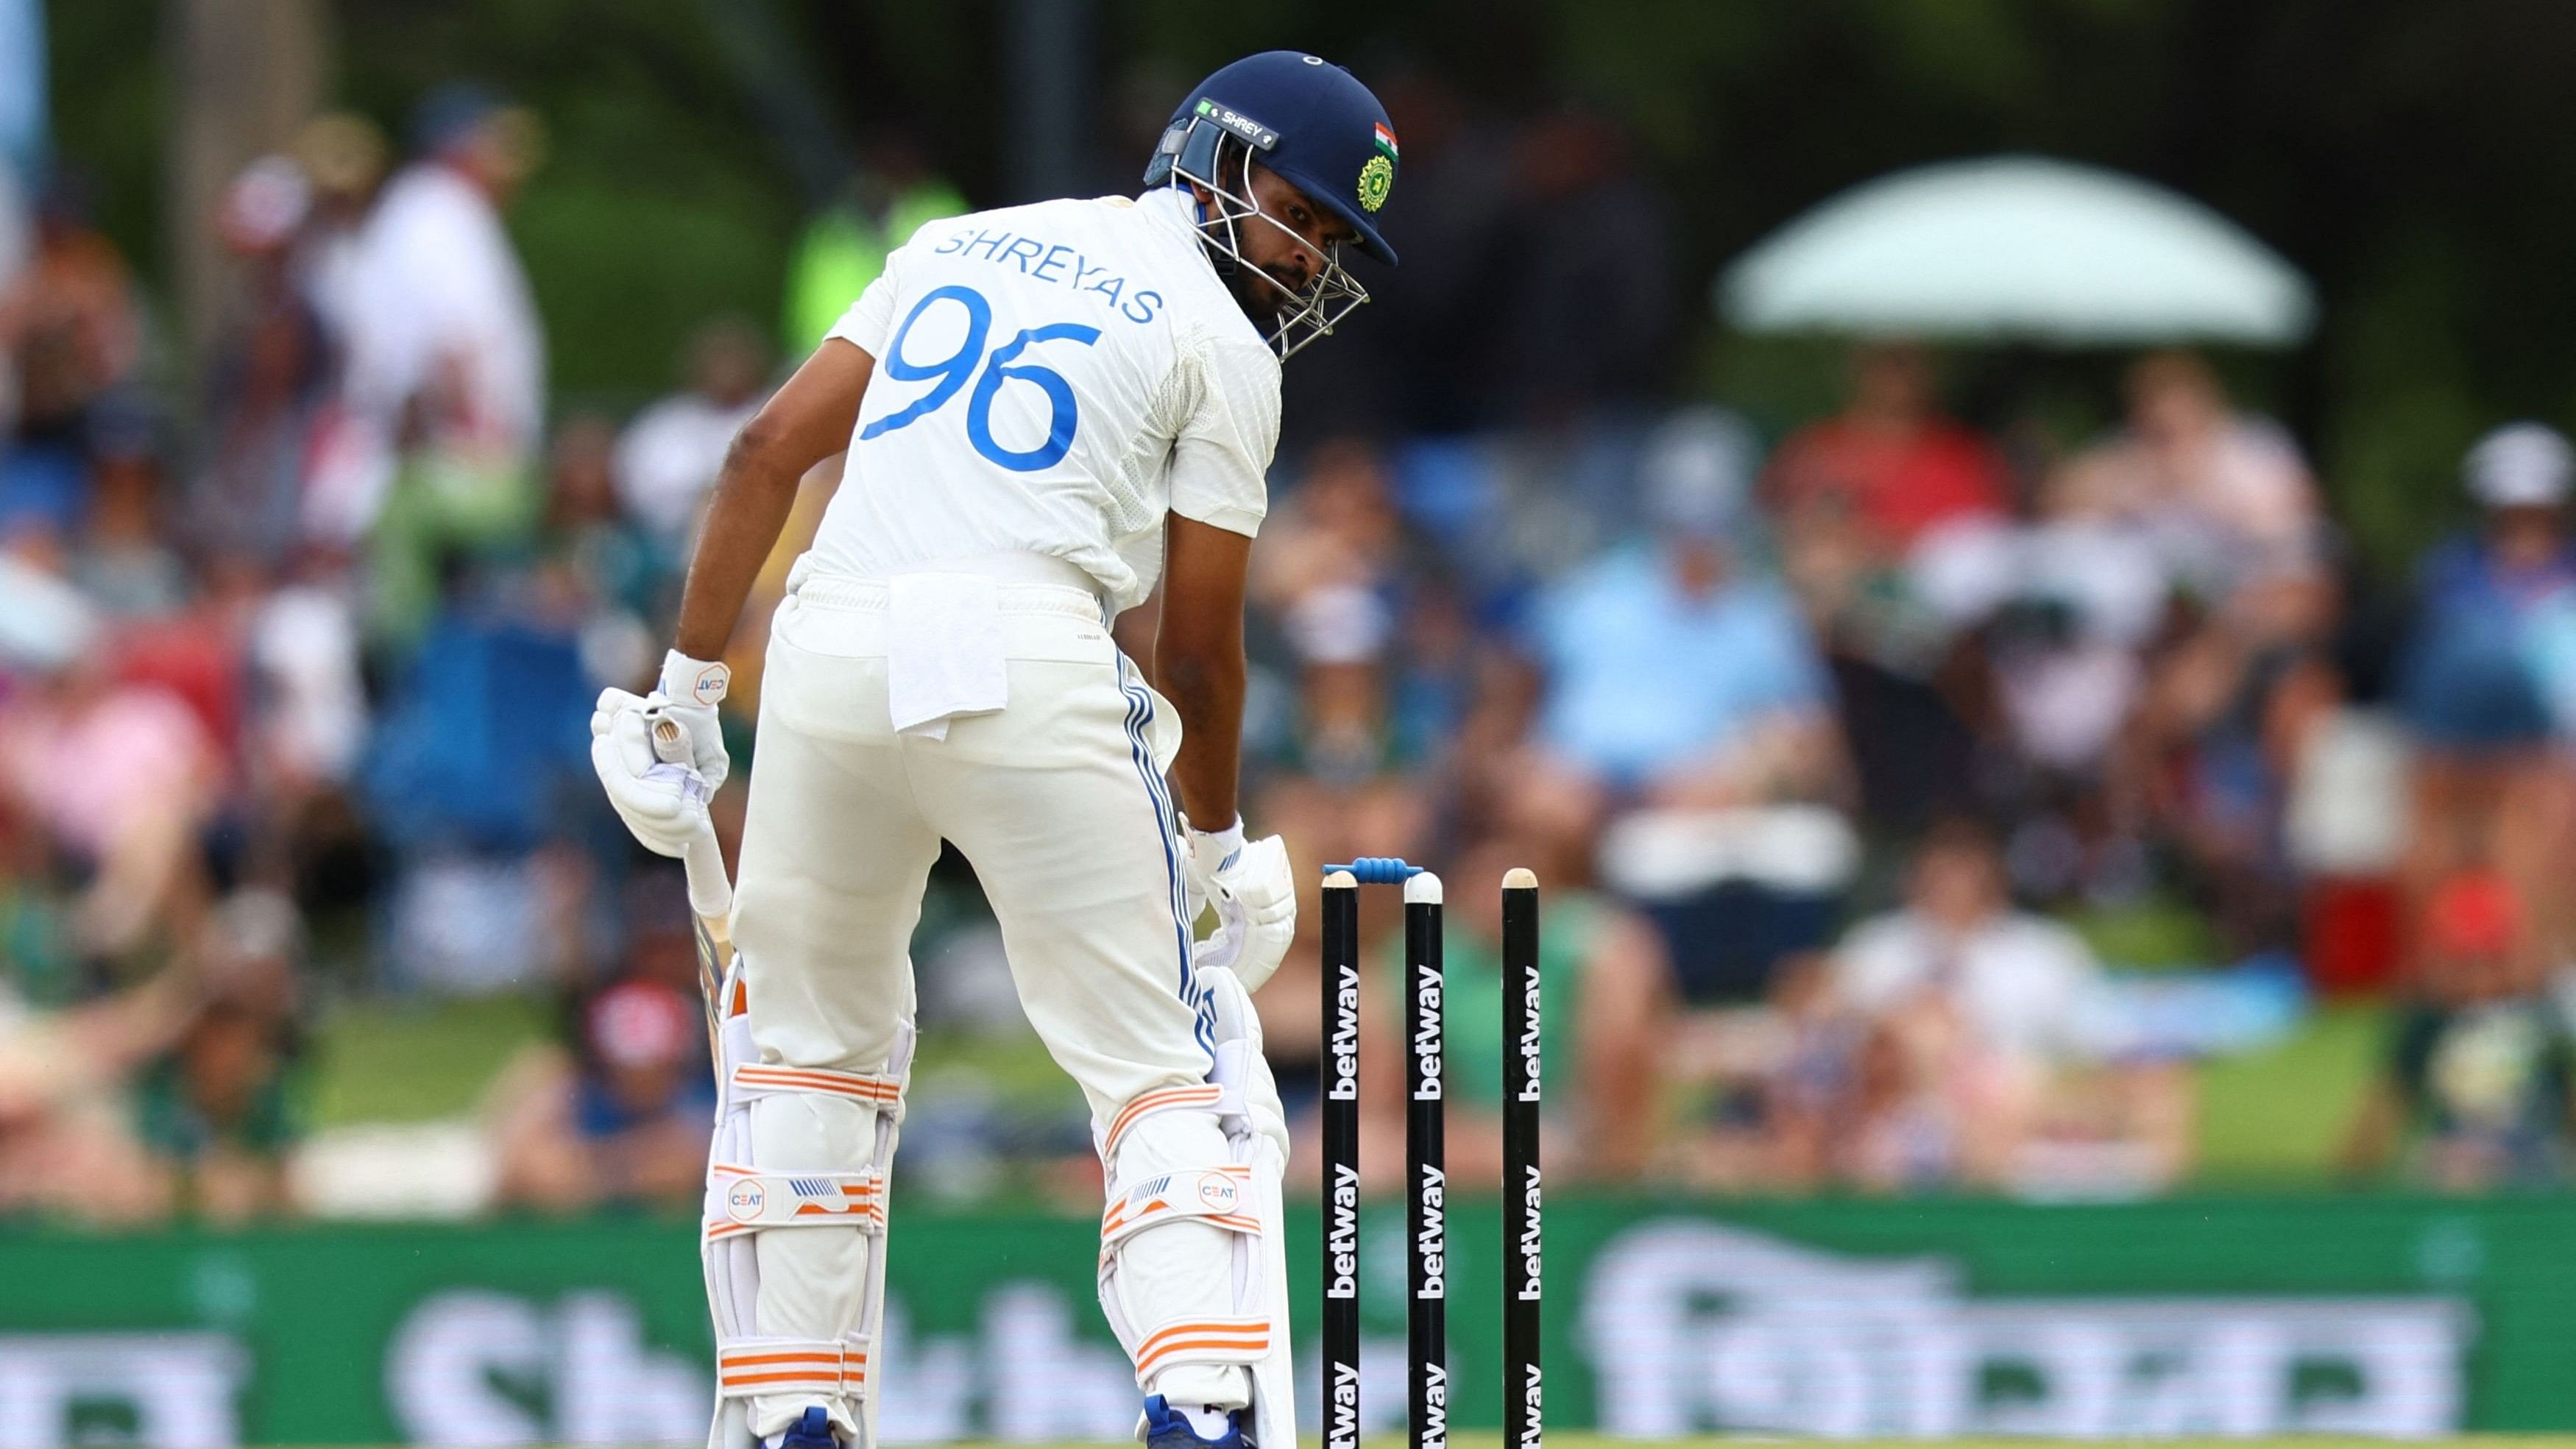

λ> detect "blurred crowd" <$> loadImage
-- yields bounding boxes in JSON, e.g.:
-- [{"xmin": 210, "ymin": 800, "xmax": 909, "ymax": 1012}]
[
  {"xmin": 1249, "ymin": 322, "xmax": 2576, "ymax": 1201},
  {"xmin": 6, "ymin": 77, "xmax": 2576, "ymax": 1228}
]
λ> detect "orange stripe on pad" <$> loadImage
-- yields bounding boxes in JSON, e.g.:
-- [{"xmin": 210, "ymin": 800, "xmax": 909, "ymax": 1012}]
[
  {"xmin": 722, "ymin": 1370, "xmax": 854, "ymax": 1387},
  {"xmin": 1103, "ymin": 1202, "xmax": 1259, "ymax": 1237},
  {"xmin": 735, "ymin": 1066, "xmax": 901, "ymax": 1100},
  {"xmin": 1136, "ymin": 1336, "xmax": 1272, "ymax": 1376},
  {"xmin": 1104, "ymin": 1085, "xmax": 1224, "ymax": 1155},
  {"xmin": 1136, "ymin": 1319, "xmax": 1270, "ymax": 1354},
  {"xmin": 1139, "ymin": 1336, "xmax": 1270, "ymax": 1358}
]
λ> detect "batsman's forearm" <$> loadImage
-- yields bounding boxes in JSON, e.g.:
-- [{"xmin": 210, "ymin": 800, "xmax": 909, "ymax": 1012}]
[
  {"xmin": 1158, "ymin": 647, "xmax": 1245, "ymax": 830},
  {"xmin": 671, "ymin": 450, "xmax": 804, "ymax": 661}
]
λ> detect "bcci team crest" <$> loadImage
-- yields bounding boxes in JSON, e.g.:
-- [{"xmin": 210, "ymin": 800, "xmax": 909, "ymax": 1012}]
[
  {"xmin": 1358, "ymin": 155, "xmax": 1393, "ymax": 213},
  {"xmin": 1360, "ymin": 121, "xmax": 1399, "ymax": 213}
]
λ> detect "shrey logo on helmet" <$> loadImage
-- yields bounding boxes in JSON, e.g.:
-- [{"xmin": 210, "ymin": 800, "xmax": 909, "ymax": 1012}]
[{"xmin": 1194, "ymin": 98, "xmax": 1281, "ymax": 152}]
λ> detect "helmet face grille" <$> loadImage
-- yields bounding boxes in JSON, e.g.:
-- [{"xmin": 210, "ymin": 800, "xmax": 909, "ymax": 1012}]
[{"xmin": 1168, "ymin": 126, "xmax": 1372, "ymax": 361}]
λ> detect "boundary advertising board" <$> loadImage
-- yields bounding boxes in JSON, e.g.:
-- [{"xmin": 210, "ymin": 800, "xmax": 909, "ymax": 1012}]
[{"xmin": 0, "ymin": 1195, "xmax": 2561, "ymax": 1444}]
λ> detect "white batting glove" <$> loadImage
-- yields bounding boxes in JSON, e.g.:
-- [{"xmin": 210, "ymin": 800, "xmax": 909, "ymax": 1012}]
[
  {"xmin": 1181, "ymin": 817, "xmax": 1297, "ymax": 994},
  {"xmin": 1195, "ymin": 963, "xmax": 1291, "ymax": 1165},
  {"xmin": 650, "ymin": 649, "xmax": 732, "ymax": 793},
  {"xmin": 590, "ymin": 696, "xmax": 714, "ymax": 858}
]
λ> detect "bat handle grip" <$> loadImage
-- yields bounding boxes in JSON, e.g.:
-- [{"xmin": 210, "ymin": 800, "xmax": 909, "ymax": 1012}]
[
  {"xmin": 646, "ymin": 702, "xmax": 733, "ymax": 931},
  {"xmin": 682, "ymin": 825, "xmax": 732, "ymax": 927}
]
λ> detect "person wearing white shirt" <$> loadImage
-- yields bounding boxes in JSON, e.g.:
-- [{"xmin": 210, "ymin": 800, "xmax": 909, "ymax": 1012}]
[
  {"xmin": 615, "ymin": 318, "xmax": 771, "ymax": 546},
  {"xmin": 1825, "ymin": 821, "xmax": 2204, "ymax": 1196},
  {"xmin": 1832, "ymin": 818, "xmax": 2103, "ymax": 1065},
  {"xmin": 588, "ymin": 53, "xmax": 1402, "ymax": 1449},
  {"xmin": 306, "ymin": 88, "xmax": 543, "ymax": 542}
]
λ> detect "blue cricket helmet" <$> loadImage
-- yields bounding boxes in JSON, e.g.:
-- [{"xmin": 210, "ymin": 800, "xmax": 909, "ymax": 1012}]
[{"xmin": 1145, "ymin": 51, "xmax": 1400, "ymax": 266}]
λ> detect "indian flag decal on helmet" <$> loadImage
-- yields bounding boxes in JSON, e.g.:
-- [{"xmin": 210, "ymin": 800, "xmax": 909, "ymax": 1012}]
[{"xmin": 1359, "ymin": 123, "xmax": 1398, "ymax": 213}]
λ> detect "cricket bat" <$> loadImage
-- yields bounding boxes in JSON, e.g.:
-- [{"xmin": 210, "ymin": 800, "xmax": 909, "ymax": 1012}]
[{"xmin": 647, "ymin": 706, "xmax": 739, "ymax": 1054}]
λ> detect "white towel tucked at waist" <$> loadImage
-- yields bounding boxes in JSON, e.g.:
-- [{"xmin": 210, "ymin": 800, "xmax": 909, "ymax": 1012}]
[{"xmin": 887, "ymin": 573, "xmax": 1008, "ymax": 741}]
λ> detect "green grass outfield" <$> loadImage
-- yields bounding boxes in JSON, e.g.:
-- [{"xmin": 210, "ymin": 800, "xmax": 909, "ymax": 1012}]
[
  {"xmin": 913, "ymin": 1441, "xmax": 2576, "ymax": 1448},
  {"xmin": 428, "ymin": 1439, "xmax": 2576, "ymax": 1449},
  {"xmin": 304, "ymin": 992, "xmax": 2395, "ymax": 1183},
  {"xmin": 896, "ymin": 1442, "xmax": 2570, "ymax": 1449}
]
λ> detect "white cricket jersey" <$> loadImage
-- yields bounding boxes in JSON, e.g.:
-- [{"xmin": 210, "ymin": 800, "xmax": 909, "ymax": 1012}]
[{"xmin": 804, "ymin": 190, "xmax": 1282, "ymax": 612}]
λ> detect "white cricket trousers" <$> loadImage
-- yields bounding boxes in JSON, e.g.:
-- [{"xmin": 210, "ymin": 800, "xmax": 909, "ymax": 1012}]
[{"xmin": 726, "ymin": 564, "xmax": 1236, "ymax": 1435}]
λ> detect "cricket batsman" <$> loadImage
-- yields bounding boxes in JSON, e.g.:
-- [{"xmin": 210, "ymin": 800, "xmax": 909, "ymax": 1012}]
[{"xmin": 587, "ymin": 52, "xmax": 1400, "ymax": 1449}]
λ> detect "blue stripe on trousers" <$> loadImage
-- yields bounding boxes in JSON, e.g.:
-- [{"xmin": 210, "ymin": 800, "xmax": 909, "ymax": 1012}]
[{"xmin": 1117, "ymin": 656, "xmax": 1217, "ymax": 1063}]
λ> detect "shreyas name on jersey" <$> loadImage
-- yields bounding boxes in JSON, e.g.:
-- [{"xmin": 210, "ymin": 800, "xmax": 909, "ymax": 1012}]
[{"xmin": 933, "ymin": 225, "xmax": 1166, "ymax": 325}]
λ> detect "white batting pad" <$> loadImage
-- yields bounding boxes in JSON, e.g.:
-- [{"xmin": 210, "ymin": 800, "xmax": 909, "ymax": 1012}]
[
  {"xmin": 702, "ymin": 953, "xmax": 913, "ymax": 1449},
  {"xmin": 1094, "ymin": 966, "xmax": 1295, "ymax": 1449}
]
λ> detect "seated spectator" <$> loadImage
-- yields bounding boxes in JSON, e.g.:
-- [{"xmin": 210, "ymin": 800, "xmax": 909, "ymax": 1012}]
[
  {"xmin": 490, "ymin": 974, "xmax": 714, "ymax": 1214},
  {"xmin": 74, "ymin": 396, "xmax": 188, "ymax": 617},
  {"xmin": 1277, "ymin": 582, "xmax": 1398, "ymax": 782},
  {"xmin": 2342, "ymin": 873, "xmax": 2574, "ymax": 1190},
  {"xmin": 0, "ymin": 648, "xmax": 221, "ymax": 961},
  {"xmin": 132, "ymin": 890, "xmax": 308, "ymax": 1222},
  {"xmin": 2143, "ymin": 640, "xmax": 2345, "ymax": 957},
  {"xmin": 1834, "ymin": 818, "xmax": 2100, "ymax": 1068},
  {"xmin": 1527, "ymin": 428, "xmax": 1853, "ymax": 1001},
  {"xmin": 1529, "ymin": 430, "xmax": 1839, "ymax": 808},
  {"xmin": 2056, "ymin": 350, "xmax": 2320, "ymax": 600},
  {"xmin": 1667, "ymin": 947, "xmax": 1999, "ymax": 1194},
  {"xmin": 245, "ymin": 548, "xmax": 369, "ymax": 796},
  {"xmin": 2394, "ymin": 424, "xmax": 2576, "ymax": 971},
  {"xmin": 1812, "ymin": 819, "xmax": 2193, "ymax": 1194},
  {"xmin": 1763, "ymin": 341, "xmax": 2006, "ymax": 558},
  {"xmin": 614, "ymin": 316, "xmax": 769, "ymax": 548},
  {"xmin": 0, "ymin": 177, "xmax": 144, "ymax": 541},
  {"xmin": 1833, "ymin": 1002, "xmax": 1984, "ymax": 1194},
  {"xmin": 112, "ymin": 548, "xmax": 267, "ymax": 768},
  {"xmin": 1250, "ymin": 437, "xmax": 1404, "ymax": 618},
  {"xmin": 1911, "ymin": 508, "xmax": 2170, "ymax": 777},
  {"xmin": 0, "ymin": 927, "xmax": 203, "ymax": 1224}
]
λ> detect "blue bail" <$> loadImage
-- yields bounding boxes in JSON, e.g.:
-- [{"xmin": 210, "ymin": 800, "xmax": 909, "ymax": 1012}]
[{"xmin": 1324, "ymin": 857, "xmax": 1420, "ymax": 885}]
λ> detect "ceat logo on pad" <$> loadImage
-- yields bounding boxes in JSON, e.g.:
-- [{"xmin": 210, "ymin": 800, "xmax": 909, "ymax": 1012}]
[
  {"xmin": 1195, "ymin": 1173, "xmax": 1241, "ymax": 1212},
  {"xmin": 727, "ymin": 1180, "xmax": 767, "ymax": 1221}
]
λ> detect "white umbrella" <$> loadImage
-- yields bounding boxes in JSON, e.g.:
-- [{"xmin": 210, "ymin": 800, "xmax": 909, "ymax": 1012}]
[{"xmin": 1719, "ymin": 155, "xmax": 2315, "ymax": 346}]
